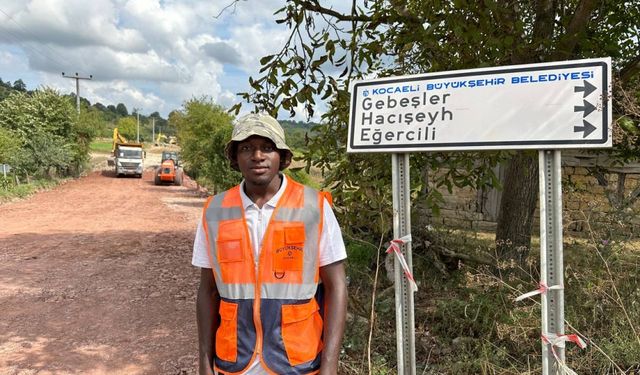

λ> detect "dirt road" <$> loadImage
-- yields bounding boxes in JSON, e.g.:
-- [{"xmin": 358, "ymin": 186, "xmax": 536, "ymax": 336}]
[{"xmin": 0, "ymin": 161, "xmax": 207, "ymax": 374}]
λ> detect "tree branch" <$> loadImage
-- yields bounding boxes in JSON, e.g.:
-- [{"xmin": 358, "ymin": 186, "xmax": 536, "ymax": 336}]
[
  {"xmin": 435, "ymin": 245, "xmax": 494, "ymax": 266},
  {"xmin": 628, "ymin": 184, "xmax": 640, "ymax": 203},
  {"xmin": 213, "ymin": 0, "xmax": 243, "ymax": 19},
  {"xmin": 553, "ymin": 0, "xmax": 599, "ymax": 59},
  {"xmin": 388, "ymin": 0, "xmax": 424, "ymax": 27},
  {"xmin": 587, "ymin": 167, "xmax": 608, "ymax": 186},
  {"xmin": 532, "ymin": 0, "xmax": 555, "ymax": 42},
  {"xmin": 297, "ymin": 0, "xmax": 371, "ymax": 22}
]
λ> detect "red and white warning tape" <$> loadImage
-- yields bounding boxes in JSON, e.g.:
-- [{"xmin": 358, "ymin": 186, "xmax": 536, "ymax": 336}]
[
  {"xmin": 385, "ymin": 234, "xmax": 417, "ymax": 292},
  {"xmin": 515, "ymin": 282, "xmax": 587, "ymax": 374},
  {"xmin": 541, "ymin": 333, "xmax": 588, "ymax": 375},
  {"xmin": 515, "ymin": 281, "xmax": 563, "ymax": 302},
  {"xmin": 541, "ymin": 333, "xmax": 587, "ymax": 349}
]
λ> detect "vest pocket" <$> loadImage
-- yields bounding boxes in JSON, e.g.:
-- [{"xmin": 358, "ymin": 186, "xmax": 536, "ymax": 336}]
[
  {"xmin": 281, "ymin": 299, "xmax": 323, "ymax": 366},
  {"xmin": 216, "ymin": 300, "xmax": 238, "ymax": 363},
  {"xmin": 217, "ymin": 239, "xmax": 244, "ymax": 263},
  {"xmin": 217, "ymin": 220, "xmax": 245, "ymax": 263},
  {"xmin": 273, "ymin": 225, "xmax": 305, "ymax": 274}
]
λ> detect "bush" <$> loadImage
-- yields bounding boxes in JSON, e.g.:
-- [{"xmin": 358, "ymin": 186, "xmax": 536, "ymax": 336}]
[{"xmin": 0, "ymin": 87, "xmax": 97, "ymax": 179}]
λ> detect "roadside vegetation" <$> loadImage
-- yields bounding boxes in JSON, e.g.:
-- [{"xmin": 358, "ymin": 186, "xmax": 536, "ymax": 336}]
[
  {"xmin": 0, "ymin": 86, "xmax": 97, "ymax": 202},
  {"xmin": 341, "ymin": 221, "xmax": 640, "ymax": 374}
]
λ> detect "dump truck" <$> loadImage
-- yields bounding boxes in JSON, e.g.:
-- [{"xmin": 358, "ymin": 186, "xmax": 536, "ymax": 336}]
[
  {"xmin": 108, "ymin": 128, "xmax": 145, "ymax": 178},
  {"xmin": 154, "ymin": 150, "xmax": 183, "ymax": 186}
]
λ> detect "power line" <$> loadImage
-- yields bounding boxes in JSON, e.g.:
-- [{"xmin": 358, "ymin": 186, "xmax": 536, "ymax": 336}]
[{"xmin": 0, "ymin": 7, "xmax": 77, "ymax": 76}]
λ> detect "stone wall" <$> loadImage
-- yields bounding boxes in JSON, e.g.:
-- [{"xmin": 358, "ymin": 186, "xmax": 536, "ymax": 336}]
[{"xmin": 427, "ymin": 153, "xmax": 640, "ymax": 235}]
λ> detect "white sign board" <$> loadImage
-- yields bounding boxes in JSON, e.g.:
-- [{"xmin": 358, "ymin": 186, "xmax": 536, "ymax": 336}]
[{"xmin": 347, "ymin": 58, "xmax": 612, "ymax": 152}]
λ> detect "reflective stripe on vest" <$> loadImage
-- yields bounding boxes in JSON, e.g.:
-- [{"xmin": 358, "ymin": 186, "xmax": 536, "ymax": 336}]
[{"xmin": 204, "ymin": 179, "xmax": 325, "ymax": 375}]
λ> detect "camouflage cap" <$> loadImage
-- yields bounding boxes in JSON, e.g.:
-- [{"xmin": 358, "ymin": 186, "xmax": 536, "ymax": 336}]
[{"xmin": 224, "ymin": 113, "xmax": 292, "ymax": 164}]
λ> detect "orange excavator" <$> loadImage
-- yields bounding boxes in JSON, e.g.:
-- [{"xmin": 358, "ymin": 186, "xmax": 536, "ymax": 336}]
[{"xmin": 154, "ymin": 151, "xmax": 183, "ymax": 186}]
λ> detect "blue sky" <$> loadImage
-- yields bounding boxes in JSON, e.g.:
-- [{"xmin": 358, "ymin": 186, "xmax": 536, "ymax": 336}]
[{"xmin": 0, "ymin": 0, "xmax": 313, "ymax": 119}]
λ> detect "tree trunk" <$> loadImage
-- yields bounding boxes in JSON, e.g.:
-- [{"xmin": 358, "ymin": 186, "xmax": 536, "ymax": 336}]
[{"xmin": 495, "ymin": 152, "xmax": 539, "ymax": 266}]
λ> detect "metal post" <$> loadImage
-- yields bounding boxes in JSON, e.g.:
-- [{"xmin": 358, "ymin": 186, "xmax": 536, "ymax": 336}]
[
  {"xmin": 538, "ymin": 150, "xmax": 565, "ymax": 374},
  {"xmin": 75, "ymin": 78, "xmax": 80, "ymax": 113},
  {"xmin": 61, "ymin": 72, "xmax": 92, "ymax": 115},
  {"xmin": 391, "ymin": 153, "xmax": 416, "ymax": 375},
  {"xmin": 137, "ymin": 111, "xmax": 140, "ymax": 143}
]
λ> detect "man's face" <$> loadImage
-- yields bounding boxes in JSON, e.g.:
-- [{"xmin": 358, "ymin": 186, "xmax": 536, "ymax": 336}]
[{"xmin": 235, "ymin": 135, "xmax": 281, "ymax": 187}]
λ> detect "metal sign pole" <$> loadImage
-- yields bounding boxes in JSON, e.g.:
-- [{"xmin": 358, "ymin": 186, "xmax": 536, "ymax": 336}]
[
  {"xmin": 539, "ymin": 150, "xmax": 565, "ymax": 374},
  {"xmin": 391, "ymin": 153, "xmax": 416, "ymax": 375}
]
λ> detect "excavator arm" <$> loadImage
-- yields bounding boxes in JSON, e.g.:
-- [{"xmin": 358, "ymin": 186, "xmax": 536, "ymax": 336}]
[{"xmin": 112, "ymin": 128, "xmax": 129, "ymax": 153}]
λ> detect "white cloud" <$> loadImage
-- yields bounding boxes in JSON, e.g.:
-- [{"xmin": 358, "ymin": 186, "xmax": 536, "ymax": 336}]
[
  {"xmin": 120, "ymin": 0, "xmax": 196, "ymax": 50},
  {"xmin": 217, "ymin": 90, "xmax": 237, "ymax": 109},
  {"xmin": 200, "ymin": 42, "xmax": 242, "ymax": 66},
  {"xmin": 229, "ymin": 23, "xmax": 289, "ymax": 73},
  {"xmin": 0, "ymin": 50, "xmax": 22, "ymax": 67},
  {"xmin": 0, "ymin": 0, "xmax": 147, "ymax": 52},
  {"xmin": 93, "ymin": 81, "xmax": 164, "ymax": 111},
  {"xmin": 25, "ymin": 45, "xmax": 187, "ymax": 83},
  {"xmin": 0, "ymin": 0, "xmax": 308, "ymax": 117}
]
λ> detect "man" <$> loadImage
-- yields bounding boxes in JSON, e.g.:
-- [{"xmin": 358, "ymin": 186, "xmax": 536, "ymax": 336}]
[{"xmin": 192, "ymin": 113, "xmax": 348, "ymax": 375}]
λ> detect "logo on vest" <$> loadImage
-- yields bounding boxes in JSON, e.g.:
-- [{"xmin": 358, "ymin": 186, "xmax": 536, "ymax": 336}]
[
  {"xmin": 276, "ymin": 245, "xmax": 303, "ymax": 259},
  {"xmin": 273, "ymin": 246, "xmax": 304, "ymax": 278}
]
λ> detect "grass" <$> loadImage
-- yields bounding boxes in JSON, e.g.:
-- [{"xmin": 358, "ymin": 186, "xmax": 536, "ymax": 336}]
[
  {"xmin": 0, "ymin": 177, "xmax": 66, "ymax": 203},
  {"xmin": 89, "ymin": 139, "xmax": 113, "ymax": 153},
  {"xmin": 341, "ymin": 220, "xmax": 640, "ymax": 374}
]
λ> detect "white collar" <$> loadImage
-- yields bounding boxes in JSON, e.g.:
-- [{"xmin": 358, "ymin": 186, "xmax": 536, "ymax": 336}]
[{"xmin": 239, "ymin": 174, "xmax": 288, "ymax": 209}]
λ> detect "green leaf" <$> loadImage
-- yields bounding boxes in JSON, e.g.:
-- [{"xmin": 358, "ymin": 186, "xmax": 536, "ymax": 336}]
[{"xmin": 259, "ymin": 55, "xmax": 275, "ymax": 65}]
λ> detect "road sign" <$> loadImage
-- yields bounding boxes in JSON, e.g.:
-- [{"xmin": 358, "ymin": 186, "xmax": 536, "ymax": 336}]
[{"xmin": 348, "ymin": 58, "xmax": 612, "ymax": 152}]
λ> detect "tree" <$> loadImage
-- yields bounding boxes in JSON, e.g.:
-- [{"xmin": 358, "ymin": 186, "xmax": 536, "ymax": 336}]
[
  {"xmin": 237, "ymin": 0, "xmax": 640, "ymax": 267},
  {"xmin": 116, "ymin": 117, "xmax": 138, "ymax": 140},
  {"xmin": 116, "ymin": 103, "xmax": 129, "ymax": 117},
  {"xmin": 93, "ymin": 102, "xmax": 107, "ymax": 112},
  {"xmin": 173, "ymin": 97, "xmax": 239, "ymax": 193},
  {"xmin": 80, "ymin": 96, "xmax": 91, "ymax": 108},
  {"xmin": 0, "ymin": 128, "xmax": 20, "ymax": 164},
  {"xmin": 12, "ymin": 79, "xmax": 27, "ymax": 92},
  {"xmin": 0, "ymin": 87, "xmax": 94, "ymax": 178},
  {"xmin": 0, "ymin": 78, "xmax": 20, "ymax": 101}
]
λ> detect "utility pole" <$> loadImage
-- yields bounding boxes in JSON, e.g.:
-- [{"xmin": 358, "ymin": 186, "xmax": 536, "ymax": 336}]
[
  {"xmin": 133, "ymin": 107, "xmax": 142, "ymax": 143},
  {"xmin": 61, "ymin": 72, "xmax": 92, "ymax": 114},
  {"xmin": 137, "ymin": 111, "xmax": 140, "ymax": 143},
  {"xmin": 152, "ymin": 117, "xmax": 155, "ymax": 145}
]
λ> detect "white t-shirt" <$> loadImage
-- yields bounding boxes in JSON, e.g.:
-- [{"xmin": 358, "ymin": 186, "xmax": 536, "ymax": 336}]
[{"xmin": 191, "ymin": 175, "xmax": 347, "ymax": 375}]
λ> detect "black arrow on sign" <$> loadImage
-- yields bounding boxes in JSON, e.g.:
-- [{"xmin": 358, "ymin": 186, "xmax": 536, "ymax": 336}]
[
  {"xmin": 574, "ymin": 80, "xmax": 597, "ymax": 97},
  {"xmin": 574, "ymin": 100, "xmax": 596, "ymax": 117},
  {"xmin": 574, "ymin": 120, "xmax": 597, "ymax": 138}
]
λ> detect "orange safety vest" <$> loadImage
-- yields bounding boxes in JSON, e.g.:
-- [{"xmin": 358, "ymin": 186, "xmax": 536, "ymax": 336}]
[{"xmin": 203, "ymin": 179, "xmax": 327, "ymax": 375}]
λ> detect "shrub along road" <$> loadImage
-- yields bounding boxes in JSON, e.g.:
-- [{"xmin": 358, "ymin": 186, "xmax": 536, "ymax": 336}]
[{"xmin": 0, "ymin": 163, "xmax": 206, "ymax": 374}]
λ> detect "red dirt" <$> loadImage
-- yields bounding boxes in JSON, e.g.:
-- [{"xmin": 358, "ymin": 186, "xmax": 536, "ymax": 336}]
[{"xmin": 0, "ymin": 165, "xmax": 207, "ymax": 374}]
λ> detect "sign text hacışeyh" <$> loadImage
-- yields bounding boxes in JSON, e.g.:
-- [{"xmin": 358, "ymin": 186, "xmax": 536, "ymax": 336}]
[{"xmin": 347, "ymin": 58, "xmax": 612, "ymax": 153}]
